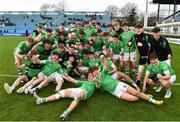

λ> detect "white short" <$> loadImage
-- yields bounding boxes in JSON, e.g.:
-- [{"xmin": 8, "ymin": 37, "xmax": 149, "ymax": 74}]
[
  {"xmin": 50, "ymin": 72, "xmax": 64, "ymax": 82},
  {"xmin": 163, "ymin": 59, "xmax": 171, "ymax": 66},
  {"xmin": 123, "ymin": 51, "xmax": 136, "ymax": 62},
  {"xmin": 38, "ymin": 72, "xmax": 48, "ymax": 79},
  {"xmin": 69, "ymin": 88, "xmax": 86, "ymax": 98},
  {"xmin": 113, "ymin": 54, "xmax": 123, "ymax": 60},
  {"xmin": 112, "ymin": 82, "xmax": 129, "ymax": 98},
  {"xmin": 170, "ymin": 75, "xmax": 176, "ymax": 84}
]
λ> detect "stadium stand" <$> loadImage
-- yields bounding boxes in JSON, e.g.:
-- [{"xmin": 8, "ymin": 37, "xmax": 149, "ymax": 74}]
[{"xmin": 0, "ymin": 11, "xmax": 111, "ymax": 36}]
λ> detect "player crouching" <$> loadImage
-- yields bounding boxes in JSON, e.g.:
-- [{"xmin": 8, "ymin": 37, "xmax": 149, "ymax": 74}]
[{"xmin": 142, "ymin": 53, "xmax": 176, "ymax": 98}]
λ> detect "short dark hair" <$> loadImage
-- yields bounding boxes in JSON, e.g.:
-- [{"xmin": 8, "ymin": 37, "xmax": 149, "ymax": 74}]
[
  {"xmin": 52, "ymin": 51, "xmax": 59, "ymax": 56},
  {"xmin": 149, "ymin": 53, "xmax": 158, "ymax": 60},
  {"xmin": 103, "ymin": 32, "xmax": 109, "ymax": 36},
  {"xmin": 135, "ymin": 23, "xmax": 143, "ymax": 28},
  {"xmin": 60, "ymin": 23, "xmax": 65, "ymax": 26},
  {"xmin": 152, "ymin": 27, "xmax": 160, "ymax": 33},
  {"xmin": 89, "ymin": 66, "xmax": 99, "ymax": 72},
  {"xmin": 122, "ymin": 22, "xmax": 129, "ymax": 26},
  {"xmin": 45, "ymin": 28, "xmax": 52, "ymax": 33},
  {"xmin": 96, "ymin": 22, "xmax": 101, "ymax": 26},
  {"xmin": 98, "ymin": 53, "xmax": 105, "ymax": 58},
  {"xmin": 37, "ymin": 25, "xmax": 42, "ymax": 29},
  {"xmin": 43, "ymin": 39, "xmax": 52, "ymax": 45},
  {"xmin": 108, "ymin": 24, "xmax": 113, "ymax": 27},
  {"xmin": 112, "ymin": 33, "xmax": 119, "ymax": 38}
]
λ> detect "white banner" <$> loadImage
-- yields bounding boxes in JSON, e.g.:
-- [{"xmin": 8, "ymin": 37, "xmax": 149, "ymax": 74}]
[{"xmin": 167, "ymin": 38, "xmax": 180, "ymax": 45}]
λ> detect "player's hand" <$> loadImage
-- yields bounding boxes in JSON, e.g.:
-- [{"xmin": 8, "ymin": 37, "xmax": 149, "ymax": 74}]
[
  {"xmin": 128, "ymin": 42, "xmax": 132, "ymax": 46},
  {"xmin": 168, "ymin": 54, "xmax": 172, "ymax": 59},
  {"xmin": 157, "ymin": 74, "xmax": 162, "ymax": 79},
  {"xmin": 137, "ymin": 42, "xmax": 143, "ymax": 47}
]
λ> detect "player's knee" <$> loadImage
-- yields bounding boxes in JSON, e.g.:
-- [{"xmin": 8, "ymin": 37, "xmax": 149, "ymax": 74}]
[
  {"xmin": 55, "ymin": 90, "xmax": 65, "ymax": 99},
  {"xmin": 161, "ymin": 81, "xmax": 170, "ymax": 88},
  {"xmin": 55, "ymin": 93, "xmax": 61, "ymax": 99}
]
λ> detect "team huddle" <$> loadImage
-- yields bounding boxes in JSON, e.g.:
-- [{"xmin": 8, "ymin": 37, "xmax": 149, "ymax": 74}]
[{"xmin": 3, "ymin": 20, "xmax": 176, "ymax": 120}]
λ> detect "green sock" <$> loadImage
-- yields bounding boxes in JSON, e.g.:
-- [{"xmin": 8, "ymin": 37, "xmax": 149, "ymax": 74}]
[
  {"xmin": 17, "ymin": 68, "xmax": 23, "ymax": 75},
  {"xmin": 124, "ymin": 67, "xmax": 129, "ymax": 74},
  {"xmin": 40, "ymin": 98, "xmax": 47, "ymax": 104}
]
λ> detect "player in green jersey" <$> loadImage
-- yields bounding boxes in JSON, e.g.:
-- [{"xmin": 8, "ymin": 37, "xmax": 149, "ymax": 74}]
[
  {"xmin": 142, "ymin": 53, "xmax": 176, "ymax": 98},
  {"xmin": 14, "ymin": 36, "xmax": 34, "ymax": 75},
  {"xmin": 24, "ymin": 52, "xmax": 64, "ymax": 94},
  {"xmin": 119, "ymin": 22, "xmax": 137, "ymax": 75},
  {"xmin": 4, "ymin": 52, "xmax": 43, "ymax": 94},
  {"xmin": 33, "ymin": 68, "xmax": 98, "ymax": 120},
  {"xmin": 31, "ymin": 40, "xmax": 52, "ymax": 60},
  {"xmin": 109, "ymin": 33, "xmax": 124, "ymax": 69},
  {"xmin": 98, "ymin": 53, "xmax": 140, "ymax": 91},
  {"xmin": 91, "ymin": 66, "xmax": 163, "ymax": 105}
]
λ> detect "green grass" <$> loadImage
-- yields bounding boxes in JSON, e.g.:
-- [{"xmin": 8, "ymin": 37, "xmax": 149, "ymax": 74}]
[{"xmin": 0, "ymin": 36, "xmax": 180, "ymax": 121}]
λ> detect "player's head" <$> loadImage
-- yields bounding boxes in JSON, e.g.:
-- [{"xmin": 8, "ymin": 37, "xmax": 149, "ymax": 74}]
[
  {"xmin": 113, "ymin": 22, "xmax": 120, "ymax": 30},
  {"xmin": 112, "ymin": 33, "xmax": 119, "ymax": 40},
  {"xmin": 89, "ymin": 51, "xmax": 95, "ymax": 59},
  {"xmin": 58, "ymin": 43, "xmax": 65, "ymax": 51},
  {"xmin": 90, "ymin": 66, "xmax": 99, "ymax": 77},
  {"xmin": 122, "ymin": 22, "xmax": 129, "ymax": 32},
  {"xmin": 108, "ymin": 24, "xmax": 113, "ymax": 31},
  {"xmin": 45, "ymin": 28, "xmax": 53, "ymax": 36},
  {"xmin": 54, "ymin": 28, "xmax": 60, "ymax": 36},
  {"xmin": 135, "ymin": 23, "xmax": 143, "ymax": 35},
  {"xmin": 51, "ymin": 52, "xmax": 59, "ymax": 62},
  {"xmin": 98, "ymin": 53, "xmax": 106, "ymax": 61},
  {"xmin": 91, "ymin": 33, "xmax": 97, "ymax": 40},
  {"xmin": 59, "ymin": 23, "xmax": 65, "ymax": 30},
  {"xmin": 79, "ymin": 30, "xmax": 85, "ymax": 39},
  {"xmin": 29, "ymin": 51, "xmax": 40, "ymax": 60},
  {"xmin": 84, "ymin": 21, "xmax": 89, "ymax": 28},
  {"xmin": 69, "ymin": 32, "xmax": 76, "ymax": 40},
  {"xmin": 77, "ymin": 22, "xmax": 82, "ymax": 30},
  {"xmin": 149, "ymin": 53, "xmax": 158, "ymax": 66},
  {"xmin": 44, "ymin": 40, "xmax": 52, "ymax": 50},
  {"xmin": 68, "ymin": 55, "xmax": 76, "ymax": 63},
  {"xmin": 96, "ymin": 22, "xmax": 101, "ymax": 29},
  {"xmin": 152, "ymin": 27, "xmax": 160, "ymax": 41},
  {"xmin": 26, "ymin": 36, "xmax": 34, "ymax": 47},
  {"xmin": 60, "ymin": 32, "xmax": 67, "ymax": 40},
  {"xmin": 86, "ymin": 68, "xmax": 94, "ymax": 82},
  {"xmin": 37, "ymin": 26, "xmax": 43, "ymax": 33},
  {"xmin": 103, "ymin": 32, "xmax": 109, "ymax": 40}
]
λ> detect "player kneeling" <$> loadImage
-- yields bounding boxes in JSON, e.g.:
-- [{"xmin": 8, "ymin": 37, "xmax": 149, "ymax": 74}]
[{"xmin": 142, "ymin": 53, "xmax": 176, "ymax": 98}]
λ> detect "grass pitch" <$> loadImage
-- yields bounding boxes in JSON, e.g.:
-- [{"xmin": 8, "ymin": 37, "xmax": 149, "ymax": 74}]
[{"xmin": 0, "ymin": 36, "xmax": 180, "ymax": 121}]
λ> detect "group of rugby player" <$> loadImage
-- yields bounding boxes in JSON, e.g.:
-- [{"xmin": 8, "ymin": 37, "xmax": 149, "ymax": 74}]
[{"xmin": 4, "ymin": 20, "xmax": 175, "ymax": 120}]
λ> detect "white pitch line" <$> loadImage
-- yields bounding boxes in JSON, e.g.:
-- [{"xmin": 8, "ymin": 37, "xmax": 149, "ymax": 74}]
[
  {"xmin": 173, "ymin": 83, "xmax": 180, "ymax": 86},
  {"xmin": 0, "ymin": 74, "xmax": 180, "ymax": 86},
  {"xmin": 0, "ymin": 74, "xmax": 18, "ymax": 77}
]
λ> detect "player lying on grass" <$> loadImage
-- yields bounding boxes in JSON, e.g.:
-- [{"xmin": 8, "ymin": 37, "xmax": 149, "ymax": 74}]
[
  {"xmin": 4, "ymin": 52, "xmax": 43, "ymax": 94},
  {"xmin": 33, "ymin": 68, "xmax": 98, "ymax": 120},
  {"xmin": 98, "ymin": 53, "xmax": 140, "ymax": 91},
  {"xmin": 14, "ymin": 36, "xmax": 35, "ymax": 75},
  {"xmin": 18, "ymin": 52, "xmax": 64, "ymax": 94},
  {"xmin": 142, "ymin": 53, "xmax": 176, "ymax": 98},
  {"xmin": 91, "ymin": 66, "xmax": 163, "ymax": 105}
]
